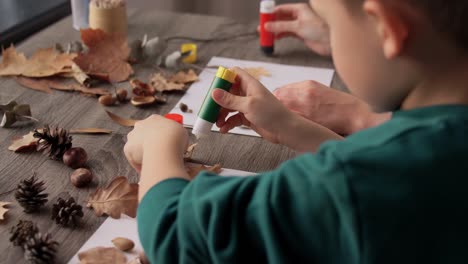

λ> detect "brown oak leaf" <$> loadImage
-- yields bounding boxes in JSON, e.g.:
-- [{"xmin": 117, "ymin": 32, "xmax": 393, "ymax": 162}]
[
  {"xmin": 78, "ymin": 247, "xmax": 127, "ymax": 264},
  {"xmin": 186, "ymin": 164, "xmax": 223, "ymax": 179},
  {"xmin": 150, "ymin": 73, "xmax": 185, "ymax": 92},
  {"xmin": 74, "ymin": 28, "xmax": 133, "ymax": 82},
  {"xmin": 0, "ymin": 202, "xmax": 11, "ymax": 221},
  {"xmin": 15, "ymin": 76, "xmax": 110, "ymax": 96},
  {"xmin": 169, "ymin": 69, "xmax": 199, "ymax": 84},
  {"xmin": 8, "ymin": 131, "xmax": 38, "ymax": 152},
  {"xmin": 0, "ymin": 46, "xmax": 76, "ymax": 77},
  {"xmin": 87, "ymin": 176, "xmax": 138, "ymax": 218}
]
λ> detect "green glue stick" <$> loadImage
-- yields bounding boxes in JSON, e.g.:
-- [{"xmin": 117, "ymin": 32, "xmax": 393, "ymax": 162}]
[{"xmin": 192, "ymin": 66, "xmax": 237, "ymax": 138}]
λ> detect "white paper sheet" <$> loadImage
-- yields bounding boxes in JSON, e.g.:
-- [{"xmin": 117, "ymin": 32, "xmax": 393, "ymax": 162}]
[
  {"xmin": 170, "ymin": 56, "xmax": 335, "ymax": 137},
  {"xmin": 68, "ymin": 167, "xmax": 256, "ymax": 263}
]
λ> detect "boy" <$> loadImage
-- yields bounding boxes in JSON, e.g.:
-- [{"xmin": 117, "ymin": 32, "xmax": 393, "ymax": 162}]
[{"xmin": 125, "ymin": 0, "xmax": 468, "ymax": 263}]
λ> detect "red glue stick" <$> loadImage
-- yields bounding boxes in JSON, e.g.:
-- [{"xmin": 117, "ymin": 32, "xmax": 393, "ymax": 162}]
[{"xmin": 260, "ymin": 0, "xmax": 275, "ymax": 55}]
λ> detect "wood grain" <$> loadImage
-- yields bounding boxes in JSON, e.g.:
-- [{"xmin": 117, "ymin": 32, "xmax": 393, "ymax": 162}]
[{"xmin": 0, "ymin": 9, "xmax": 344, "ymax": 263}]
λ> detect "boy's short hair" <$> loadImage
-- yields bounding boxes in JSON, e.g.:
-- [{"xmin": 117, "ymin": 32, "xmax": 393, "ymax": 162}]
[
  {"xmin": 352, "ymin": 0, "xmax": 468, "ymax": 52},
  {"xmin": 410, "ymin": 1, "xmax": 468, "ymax": 52}
]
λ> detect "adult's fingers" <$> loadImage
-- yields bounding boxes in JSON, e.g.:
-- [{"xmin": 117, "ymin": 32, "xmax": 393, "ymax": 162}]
[
  {"xmin": 274, "ymin": 4, "xmax": 301, "ymax": 19},
  {"xmin": 265, "ymin": 20, "xmax": 298, "ymax": 34}
]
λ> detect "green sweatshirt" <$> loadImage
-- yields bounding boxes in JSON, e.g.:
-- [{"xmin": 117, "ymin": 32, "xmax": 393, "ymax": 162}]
[{"xmin": 138, "ymin": 105, "xmax": 468, "ymax": 264}]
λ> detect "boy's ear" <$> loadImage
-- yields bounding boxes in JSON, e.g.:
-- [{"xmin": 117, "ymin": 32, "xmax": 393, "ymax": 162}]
[{"xmin": 363, "ymin": 0, "xmax": 409, "ymax": 59}]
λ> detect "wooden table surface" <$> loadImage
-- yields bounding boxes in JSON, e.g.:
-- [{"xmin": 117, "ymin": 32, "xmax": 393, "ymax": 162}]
[{"xmin": 0, "ymin": 9, "xmax": 342, "ymax": 263}]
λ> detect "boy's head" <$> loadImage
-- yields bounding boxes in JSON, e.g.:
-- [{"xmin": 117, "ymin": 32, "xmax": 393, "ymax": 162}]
[{"xmin": 310, "ymin": 0, "xmax": 468, "ymax": 112}]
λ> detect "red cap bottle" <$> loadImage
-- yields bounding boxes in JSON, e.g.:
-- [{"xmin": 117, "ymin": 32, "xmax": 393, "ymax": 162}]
[{"xmin": 260, "ymin": 0, "xmax": 275, "ymax": 55}]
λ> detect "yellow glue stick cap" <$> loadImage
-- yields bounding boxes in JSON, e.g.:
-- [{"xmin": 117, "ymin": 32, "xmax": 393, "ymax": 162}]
[
  {"xmin": 215, "ymin": 67, "xmax": 237, "ymax": 83},
  {"xmin": 181, "ymin": 43, "xmax": 197, "ymax": 64}
]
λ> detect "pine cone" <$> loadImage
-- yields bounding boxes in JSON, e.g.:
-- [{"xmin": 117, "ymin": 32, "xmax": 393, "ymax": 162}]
[
  {"xmin": 24, "ymin": 233, "xmax": 58, "ymax": 264},
  {"xmin": 9, "ymin": 220, "xmax": 39, "ymax": 247},
  {"xmin": 34, "ymin": 125, "xmax": 72, "ymax": 160},
  {"xmin": 51, "ymin": 197, "xmax": 83, "ymax": 227},
  {"xmin": 15, "ymin": 174, "xmax": 48, "ymax": 213}
]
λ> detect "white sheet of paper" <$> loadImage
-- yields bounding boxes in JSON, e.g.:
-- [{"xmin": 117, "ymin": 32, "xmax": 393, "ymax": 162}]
[
  {"xmin": 170, "ymin": 56, "xmax": 335, "ymax": 137},
  {"xmin": 68, "ymin": 167, "xmax": 256, "ymax": 263}
]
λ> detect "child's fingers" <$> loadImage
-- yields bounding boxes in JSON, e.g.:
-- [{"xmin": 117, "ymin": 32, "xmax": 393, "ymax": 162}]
[
  {"xmin": 220, "ymin": 113, "xmax": 248, "ymax": 133},
  {"xmin": 212, "ymin": 88, "xmax": 249, "ymax": 113},
  {"xmin": 231, "ymin": 67, "xmax": 261, "ymax": 92},
  {"xmin": 216, "ymin": 108, "xmax": 231, "ymax": 128}
]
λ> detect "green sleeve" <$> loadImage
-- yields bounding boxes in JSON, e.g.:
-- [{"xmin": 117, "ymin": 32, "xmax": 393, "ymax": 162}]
[{"xmin": 137, "ymin": 143, "xmax": 360, "ymax": 264}]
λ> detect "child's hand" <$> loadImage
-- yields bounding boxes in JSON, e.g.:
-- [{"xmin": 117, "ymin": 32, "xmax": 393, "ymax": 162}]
[
  {"xmin": 258, "ymin": 3, "xmax": 331, "ymax": 56},
  {"xmin": 124, "ymin": 115, "xmax": 188, "ymax": 173},
  {"xmin": 212, "ymin": 67, "xmax": 293, "ymax": 144}
]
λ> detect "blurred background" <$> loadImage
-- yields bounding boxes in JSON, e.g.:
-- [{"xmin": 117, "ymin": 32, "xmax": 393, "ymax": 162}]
[
  {"xmin": 0, "ymin": 0, "xmax": 306, "ymax": 47},
  {"xmin": 128, "ymin": 0, "xmax": 305, "ymax": 21}
]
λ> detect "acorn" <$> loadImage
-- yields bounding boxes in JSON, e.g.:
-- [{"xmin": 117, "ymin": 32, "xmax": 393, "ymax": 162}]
[
  {"xmin": 116, "ymin": 89, "xmax": 128, "ymax": 102},
  {"xmin": 63, "ymin": 147, "xmax": 88, "ymax": 169},
  {"xmin": 98, "ymin": 94, "xmax": 116, "ymax": 106},
  {"xmin": 70, "ymin": 168, "xmax": 93, "ymax": 188}
]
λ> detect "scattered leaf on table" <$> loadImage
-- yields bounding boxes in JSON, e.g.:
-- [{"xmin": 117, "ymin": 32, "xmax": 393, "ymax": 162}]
[
  {"xmin": 111, "ymin": 237, "xmax": 135, "ymax": 252},
  {"xmin": 105, "ymin": 110, "xmax": 140, "ymax": 127},
  {"xmin": 150, "ymin": 73, "xmax": 185, "ymax": 92},
  {"xmin": 15, "ymin": 76, "xmax": 110, "ymax": 96},
  {"xmin": 186, "ymin": 164, "xmax": 223, "ymax": 179},
  {"xmin": 184, "ymin": 143, "xmax": 198, "ymax": 160},
  {"xmin": 244, "ymin": 67, "xmax": 271, "ymax": 80},
  {"xmin": 78, "ymin": 246, "xmax": 127, "ymax": 264},
  {"xmin": 69, "ymin": 128, "xmax": 113, "ymax": 134},
  {"xmin": 0, "ymin": 46, "xmax": 76, "ymax": 77},
  {"xmin": 8, "ymin": 131, "xmax": 38, "ymax": 152},
  {"xmin": 130, "ymin": 79, "xmax": 155, "ymax": 96},
  {"xmin": 0, "ymin": 202, "xmax": 11, "ymax": 221},
  {"xmin": 169, "ymin": 69, "xmax": 199, "ymax": 84},
  {"xmin": 87, "ymin": 176, "xmax": 138, "ymax": 218},
  {"xmin": 58, "ymin": 62, "xmax": 91, "ymax": 86},
  {"xmin": 130, "ymin": 96, "xmax": 156, "ymax": 107},
  {"xmin": 74, "ymin": 28, "xmax": 133, "ymax": 82}
]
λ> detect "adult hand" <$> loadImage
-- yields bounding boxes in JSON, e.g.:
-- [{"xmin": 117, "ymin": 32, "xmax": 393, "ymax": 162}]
[
  {"xmin": 274, "ymin": 81, "xmax": 392, "ymax": 135},
  {"xmin": 258, "ymin": 3, "xmax": 331, "ymax": 56}
]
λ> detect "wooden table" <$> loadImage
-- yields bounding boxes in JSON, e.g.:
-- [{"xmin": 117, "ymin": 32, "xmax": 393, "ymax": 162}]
[{"xmin": 0, "ymin": 9, "xmax": 342, "ymax": 263}]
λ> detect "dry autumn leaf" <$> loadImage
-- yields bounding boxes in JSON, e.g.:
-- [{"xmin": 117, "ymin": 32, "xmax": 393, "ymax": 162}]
[
  {"xmin": 244, "ymin": 67, "xmax": 271, "ymax": 80},
  {"xmin": 74, "ymin": 28, "xmax": 133, "ymax": 82},
  {"xmin": 78, "ymin": 246, "xmax": 127, "ymax": 264},
  {"xmin": 150, "ymin": 73, "xmax": 185, "ymax": 92},
  {"xmin": 0, "ymin": 46, "xmax": 76, "ymax": 77},
  {"xmin": 16, "ymin": 76, "xmax": 110, "ymax": 96},
  {"xmin": 186, "ymin": 164, "xmax": 223, "ymax": 178},
  {"xmin": 184, "ymin": 143, "xmax": 198, "ymax": 160},
  {"xmin": 169, "ymin": 69, "xmax": 199, "ymax": 84},
  {"xmin": 0, "ymin": 202, "xmax": 11, "ymax": 221},
  {"xmin": 8, "ymin": 131, "xmax": 38, "ymax": 152},
  {"xmin": 9, "ymin": 128, "xmax": 110, "ymax": 153},
  {"xmin": 87, "ymin": 176, "xmax": 138, "ymax": 218},
  {"xmin": 105, "ymin": 110, "xmax": 140, "ymax": 127}
]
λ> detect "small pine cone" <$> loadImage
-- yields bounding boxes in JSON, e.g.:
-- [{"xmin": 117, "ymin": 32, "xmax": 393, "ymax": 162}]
[
  {"xmin": 15, "ymin": 174, "xmax": 48, "ymax": 213},
  {"xmin": 51, "ymin": 197, "xmax": 83, "ymax": 227},
  {"xmin": 9, "ymin": 220, "xmax": 39, "ymax": 247},
  {"xmin": 23, "ymin": 233, "xmax": 58, "ymax": 264},
  {"xmin": 34, "ymin": 125, "xmax": 72, "ymax": 161}
]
